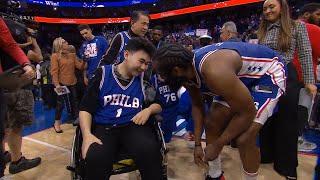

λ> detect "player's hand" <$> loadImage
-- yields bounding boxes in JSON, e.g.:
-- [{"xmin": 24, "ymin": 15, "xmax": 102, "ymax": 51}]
[
  {"xmin": 194, "ymin": 145, "xmax": 208, "ymax": 169},
  {"xmin": 132, "ymin": 108, "xmax": 151, "ymax": 125},
  {"xmin": 81, "ymin": 133, "xmax": 102, "ymax": 159},
  {"xmin": 21, "ymin": 65, "xmax": 35, "ymax": 80},
  {"xmin": 305, "ymin": 83, "xmax": 317, "ymax": 97},
  {"xmin": 84, "ymin": 77, "xmax": 89, "ymax": 86},
  {"xmin": 204, "ymin": 141, "xmax": 224, "ymax": 162}
]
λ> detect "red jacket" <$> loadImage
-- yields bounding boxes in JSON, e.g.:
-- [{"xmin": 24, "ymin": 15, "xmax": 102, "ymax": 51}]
[
  {"xmin": 0, "ymin": 18, "xmax": 29, "ymax": 73},
  {"xmin": 293, "ymin": 21, "xmax": 320, "ymax": 82}
]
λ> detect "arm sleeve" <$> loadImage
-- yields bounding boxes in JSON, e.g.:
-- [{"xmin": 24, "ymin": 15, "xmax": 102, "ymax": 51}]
[
  {"xmin": 0, "ymin": 18, "xmax": 29, "ymax": 65},
  {"xmin": 79, "ymin": 68, "xmax": 102, "ymax": 114},
  {"xmin": 296, "ymin": 22, "xmax": 315, "ymax": 84},
  {"xmin": 50, "ymin": 54, "xmax": 59, "ymax": 86},
  {"xmin": 100, "ymin": 33, "xmax": 122, "ymax": 65}
]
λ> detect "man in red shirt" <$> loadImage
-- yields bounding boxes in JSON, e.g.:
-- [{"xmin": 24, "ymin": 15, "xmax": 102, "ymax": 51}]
[
  {"xmin": 292, "ymin": 3, "xmax": 320, "ymax": 153},
  {"xmin": 0, "ymin": 17, "xmax": 34, "ymax": 178},
  {"xmin": 293, "ymin": 3, "xmax": 320, "ymax": 82}
]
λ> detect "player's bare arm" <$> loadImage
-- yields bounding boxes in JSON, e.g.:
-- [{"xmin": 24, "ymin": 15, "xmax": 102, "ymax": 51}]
[
  {"xmin": 187, "ymin": 85, "xmax": 207, "ymax": 167},
  {"xmin": 201, "ymin": 50, "xmax": 256, "ymax": 147}
]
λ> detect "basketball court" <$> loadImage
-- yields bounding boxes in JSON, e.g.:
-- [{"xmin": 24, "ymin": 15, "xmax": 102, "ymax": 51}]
[{"xmin": 2, "ymin": 101, "xmax": 317, "ymax": 180}]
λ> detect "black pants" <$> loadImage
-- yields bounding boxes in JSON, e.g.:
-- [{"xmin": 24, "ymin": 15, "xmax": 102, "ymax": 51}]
[
  {"xmin": 55, "ymin": 85, "xmax": 79, "ymax": 120},
  {"xmin": 0, "ymin": 89, "xmax": 6, "ymax": 177},
  {"xmin": 41, "ymin": 84, "xmax": 57, "ymax": 109},
  {"xmin": 260, "ymin": 63, "xmax": 303, "ymax": 178},
  {"xmin": 84, "ymin": 123, "xmax": 163, "ymax": 180}
]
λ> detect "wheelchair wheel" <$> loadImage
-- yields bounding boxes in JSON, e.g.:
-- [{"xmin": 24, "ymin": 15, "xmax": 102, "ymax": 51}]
[
  {"xmin": 67, "ymin": 126, "xmax": 84, "ymax": 180},
  {"xmin": 155, "ymin": 121, "xmax": 168, "ymax": 180},
  {"xmin": 68, "ymin": 118, "xmax": 169, "ymax": 180}
]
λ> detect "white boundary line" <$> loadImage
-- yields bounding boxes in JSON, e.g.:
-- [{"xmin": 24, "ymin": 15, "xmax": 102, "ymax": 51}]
[{"xmin": 23, "ymin": 137, "xmax": 71, "ymax": 153}]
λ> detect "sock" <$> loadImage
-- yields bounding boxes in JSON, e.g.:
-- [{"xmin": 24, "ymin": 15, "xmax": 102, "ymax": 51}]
[
  {"xmin": 11, "ymin": 156, "xmax": 23, "ymax": 165},
  {"xmin": 208, "ymin": 155, "xmax": 222, "ymax": 178},
  {"xmin": 286, "ymin": 176, "xmax": 297, "ymax": 180},
  {"xmin": 243, "ymin": 168, "xmax": 258, "ymax": 180}
]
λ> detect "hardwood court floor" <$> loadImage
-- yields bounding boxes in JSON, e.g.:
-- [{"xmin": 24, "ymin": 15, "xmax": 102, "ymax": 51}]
[{"xmin": 3, "ymin": 124, "xmax": 316, "ymax": 180}]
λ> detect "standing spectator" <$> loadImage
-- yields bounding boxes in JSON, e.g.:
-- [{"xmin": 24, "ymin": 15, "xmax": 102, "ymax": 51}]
[
  {"xmin": 100, "ymin": 11, "xmax": 150, "ymax": 65},
  {"xmin": 51, "ymin": 38, "xmax": 85, "ymax": 132},
  {"xmin": 298, "ymin": 3, "xmax": 320, "ymax": 26},
  {"xmin": 0, "ymin": 18, "xmax": 42, "ymax": 175},
  {"xmin": 293, "ymin": 3, "xmax": 320, "ymax": 82},
  {"xmin": 78, "ymin": 24, "xmax": 108, "ymax": 85},
  {"xmin": 292, "ymin": 3, "xmax": 320, "ymax": 153},
  {"xmin": 0, "ymin": 17, "xmax": 34, "ymax": 178},
  {"xmin": 151, "ymin": 25, "xmax": 165, "ymax": 49},
  {"xmin": 220, "ymin": 21, "xmax": 241, "ymax": 42},
  {"xmin": 257, "ymin": 0, "xmax": 316, "ymax": 179},
  {"xmin": 199, "ymin": 35, "xmax": 212, "ymax": 47}
]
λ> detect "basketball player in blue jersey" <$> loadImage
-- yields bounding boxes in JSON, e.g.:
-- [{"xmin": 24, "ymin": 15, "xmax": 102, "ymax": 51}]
[
  {"xmin": 151, "ymin": 74, "xmax": 179, "ymax": 143},
  {"xmin": 79, "ymin": 37, "xmax": 163, "ymax": 180},
  {"xmin": 100, "ymin": 11, "xmax": 150, "ymax": 65},
  {"xmin": 78, "ymin": 24, "xmax": 108, "ymax": 83},
  {"xmin": 153, "ymin": 42, "xmax": 286, "ymax": 180}
]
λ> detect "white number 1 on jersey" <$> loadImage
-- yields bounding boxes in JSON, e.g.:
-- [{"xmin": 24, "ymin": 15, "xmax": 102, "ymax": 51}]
[{"xmin": 116, "ymin": 108, "xmax": 122, "ymax": 118}]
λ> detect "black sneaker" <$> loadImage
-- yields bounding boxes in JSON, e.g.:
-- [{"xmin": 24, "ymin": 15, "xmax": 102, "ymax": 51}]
[
  {"xmin": 4, "ymin": 151, "xmax": 11, "ymax": 164},
  {"xmin": 9, "ymin": 156, "xmax": 41, "ymax": 174}
]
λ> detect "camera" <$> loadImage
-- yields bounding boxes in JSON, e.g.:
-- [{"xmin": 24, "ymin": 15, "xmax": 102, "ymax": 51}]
[
  {"xmin": 1, "ymin": 0, "xmax": 38, "ymax": 43},
  {"xmin": 7, "ymin": 0, "xmax": 21, "ymax": 9}
]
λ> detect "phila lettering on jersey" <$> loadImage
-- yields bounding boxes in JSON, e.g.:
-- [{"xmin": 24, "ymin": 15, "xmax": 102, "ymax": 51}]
[{"xmin": 94, "ymin": 65, "xmax": 145, "ymax": 125}]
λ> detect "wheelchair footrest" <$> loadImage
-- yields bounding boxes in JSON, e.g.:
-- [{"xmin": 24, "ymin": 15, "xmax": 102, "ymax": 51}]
[{"xmin": 66, "ymin": 166, "xmax": 76, "ymax": 172}]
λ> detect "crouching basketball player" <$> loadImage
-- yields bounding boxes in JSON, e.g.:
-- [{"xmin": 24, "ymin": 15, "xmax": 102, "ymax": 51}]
[
  {"xmin": 79, "ymin": 37, "xmax": 163, "ymax": 180},
  {"xmin": 153, "ymin": 42, "xmax": 286, "ymax": 180}
]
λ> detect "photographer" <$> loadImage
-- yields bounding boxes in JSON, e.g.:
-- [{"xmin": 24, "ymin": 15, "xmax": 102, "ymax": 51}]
[
  {"xmin": 0, "ymin": 17, "xmax": 34, "ymax": 178},
  {"xmin": 1, "ymin": 17, "xmax": 42, "ymax": 174}
]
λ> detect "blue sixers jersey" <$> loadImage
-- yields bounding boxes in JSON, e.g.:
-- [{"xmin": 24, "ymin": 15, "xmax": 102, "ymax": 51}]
[
  {"xmin": 193, "ymin": 42, "xmax": 286, "ymax": 96},
  {"xmin": 151, "ymin": 74, "xmax": 179, "ymax": 142},
  {"xmin": 94, "ymin": 65, "xmax": 145, "ymax": 125},
  {"xmin": 80, "ymin": 36, "xmax": 108, "ymax": 79},
  {"xmin": 151, "ymin": 74, "xmax": 179, "ymax": 113},
  {"xmin": 115, "ymin": 31, "xmax": 132, "ymax": 64}
]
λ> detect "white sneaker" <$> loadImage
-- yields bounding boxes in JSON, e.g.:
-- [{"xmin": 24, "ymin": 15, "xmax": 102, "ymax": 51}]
[{"xmin": 298, "ymin": 139, "xmax": 317, "ymax": 152}]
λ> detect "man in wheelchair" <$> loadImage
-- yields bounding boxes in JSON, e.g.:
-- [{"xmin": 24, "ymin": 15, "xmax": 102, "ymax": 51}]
[{"xmin": 78, "ymin": 37, "xmax": 164, "ymax": 180}]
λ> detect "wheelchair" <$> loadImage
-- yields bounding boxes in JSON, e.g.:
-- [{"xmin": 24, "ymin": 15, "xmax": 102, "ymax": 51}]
[{"xmin": 67, "ymin": 115, "xmax": 168, "ymax": 180}]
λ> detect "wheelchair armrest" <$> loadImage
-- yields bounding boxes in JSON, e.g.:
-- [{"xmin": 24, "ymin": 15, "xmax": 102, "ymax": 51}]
[{"xmin": 154, "ymin": 114, "xmax": 163, "ymax": 123}]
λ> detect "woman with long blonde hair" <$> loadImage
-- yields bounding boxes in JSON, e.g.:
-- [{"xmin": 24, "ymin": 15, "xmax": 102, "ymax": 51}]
[
  {"xmin": 257, "ymin": 0, "xmax": 315, "ymax": 179},
  {"xmin": 50, "ymin": 37, "xmax": 85, "ymax": 133}
]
